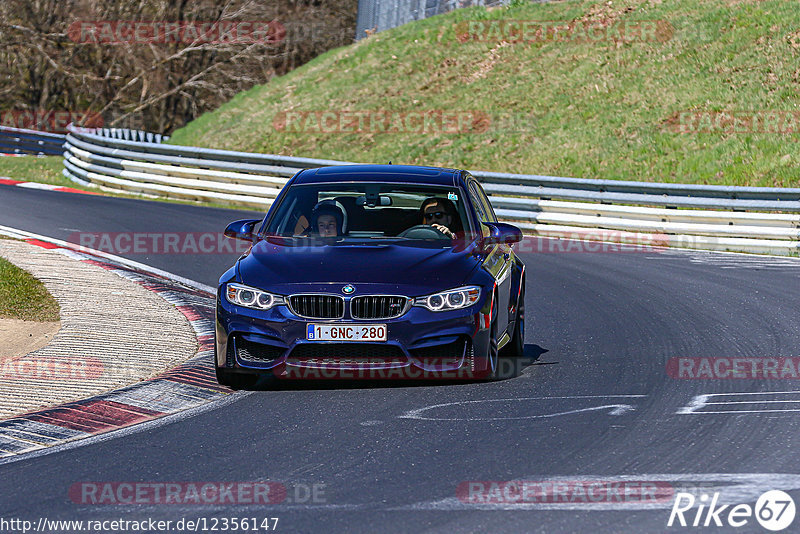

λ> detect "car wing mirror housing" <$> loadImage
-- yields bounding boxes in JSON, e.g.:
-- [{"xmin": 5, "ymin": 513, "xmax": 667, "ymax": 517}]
[
  {"xmin": 482, "ymin": 222, "xmax": 523, "ymax": 246},
  {"xmin": 224, "ymin": 219, "xmax": 261, "ymax": 241}
]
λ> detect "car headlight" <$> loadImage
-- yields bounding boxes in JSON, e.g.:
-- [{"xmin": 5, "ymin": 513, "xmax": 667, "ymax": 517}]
[
  {"xmin": 225, "ymin": 283, "xmax": 284, "ymax": 310},
  {"xmin": 414, "ymin": 286, "xmax": 481, "ymax": 312}
]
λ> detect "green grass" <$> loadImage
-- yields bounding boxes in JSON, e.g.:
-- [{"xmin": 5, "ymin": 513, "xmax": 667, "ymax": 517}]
[
  {"xmin": 0, "ymin": 256, "xmax": 60, "ymax": 322},
  {"xmin": 0, "ymin": 156, "xmax": 69, "ymax": 186},
  {"xmin": 168, "ymin": 0, "xmax": 800, "ymax": 187}
]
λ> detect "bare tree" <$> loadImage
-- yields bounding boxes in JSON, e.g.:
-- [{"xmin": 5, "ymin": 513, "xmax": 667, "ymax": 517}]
[{"xmin": 0, "ymin": 0, "xmax": 357, "ymax": 133}]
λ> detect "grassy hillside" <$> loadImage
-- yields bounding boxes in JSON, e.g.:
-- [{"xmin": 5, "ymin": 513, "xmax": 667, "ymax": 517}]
[{"xmin": 169, "ymin": 0, "xmax": 800, "ymax": 187}]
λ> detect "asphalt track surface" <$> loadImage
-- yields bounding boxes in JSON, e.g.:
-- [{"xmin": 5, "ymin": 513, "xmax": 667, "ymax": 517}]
[{"xmin": 2, "ymin": 185, "xmax": 800, "ymax": 533}]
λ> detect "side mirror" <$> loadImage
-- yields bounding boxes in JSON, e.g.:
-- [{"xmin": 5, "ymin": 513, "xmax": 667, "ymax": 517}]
[
  {"xmin": 224, "ymin": 219, "xmax": 261, "ymax": 241},
  {"xmin": 482, "ymin": 222, "xmax": 522, "ymax": 246}
]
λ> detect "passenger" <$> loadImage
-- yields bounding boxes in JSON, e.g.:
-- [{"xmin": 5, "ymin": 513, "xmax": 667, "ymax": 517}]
[
  {"xmin": 293, "ymin": 215, "xmax": 310, "ymax": 236},
  {"xmin": 419, "ymin": 197, "xmax": 458, "ymax": 238},
  {"xmin": 292, "ymin": 195, "xmax": 318, "ymax": 235},
  {"xmin": 308, "ymin": 200, "xmax": 348, "ymax": 237}
]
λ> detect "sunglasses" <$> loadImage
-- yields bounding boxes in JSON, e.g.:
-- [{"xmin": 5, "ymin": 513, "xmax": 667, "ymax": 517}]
[{"xmin": 424, "ymin": 211, "xmax": 446, "ymax": 220}]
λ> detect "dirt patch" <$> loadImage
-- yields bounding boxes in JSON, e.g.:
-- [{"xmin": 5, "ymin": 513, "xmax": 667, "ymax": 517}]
[
  {"xmin": 787, "ymin": 30, "xmax": 800, "ymax": 49},
  {"xmin": 466, "ymin": 41, "xmax": 510, "ymax": 84},
  {"xmin": 579, "ymin": 1, "xmax": 642, "ymax": 27},
  {"xmin": 0, "ymin": 318, "xmax": 60, "ymax": 361}
]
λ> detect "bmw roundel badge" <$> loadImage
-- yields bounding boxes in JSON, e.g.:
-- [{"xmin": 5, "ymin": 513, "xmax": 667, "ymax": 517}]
[{"xmin": 342, "ymin": 284, "xmax": 356, "ymax": 294}]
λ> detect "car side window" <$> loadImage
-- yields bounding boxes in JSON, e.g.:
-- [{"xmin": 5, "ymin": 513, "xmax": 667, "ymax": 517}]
[
  {"xmin": 473, "ymin": 180, "xmax": 498, "ymax": 223},
  {"xmin": 466, "ymin": 180, "xmax": 490, "ymax": 237}
]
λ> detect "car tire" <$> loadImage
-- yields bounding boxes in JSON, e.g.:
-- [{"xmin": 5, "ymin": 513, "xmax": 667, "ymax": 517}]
[
  {"xmin": 501, "ymin": 285, "xmax": 525, "ymax": 359},
  {"xmin": 215, "ymin": 367, "xmax": 259, "ymax": 390}
]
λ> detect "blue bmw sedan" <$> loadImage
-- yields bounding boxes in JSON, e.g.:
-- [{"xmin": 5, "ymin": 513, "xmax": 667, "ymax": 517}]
[{"xmin": 215, "ymin": 164, "xmax": 525, "ymax": 388}]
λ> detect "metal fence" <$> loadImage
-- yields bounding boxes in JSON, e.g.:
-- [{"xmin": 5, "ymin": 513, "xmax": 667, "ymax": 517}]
[
  {"xmin": 73, "ymin": 127, "xmax": 168, "ymax": 144},
  {"xmin": 0, "ymin": 126, "xmax": 65, "ymax": 156},
  {"xmin": 356, "ymin": 0, "xmax": 509, "ymax": 39},
  {"xmin": 62, "ymin": 125, "xmax": 800, "ymax": 255}
]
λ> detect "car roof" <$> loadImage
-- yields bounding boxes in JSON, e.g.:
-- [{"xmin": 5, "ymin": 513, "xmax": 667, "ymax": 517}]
[{"xmin": 292, "ymin": 164, "xmax": 463, "ymax": 187}]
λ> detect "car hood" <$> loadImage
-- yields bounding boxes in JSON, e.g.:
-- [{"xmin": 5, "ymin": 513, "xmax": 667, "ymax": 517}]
[{"xmin": 237, "ymin": 239, "xmax": 481, "ymax": 295}]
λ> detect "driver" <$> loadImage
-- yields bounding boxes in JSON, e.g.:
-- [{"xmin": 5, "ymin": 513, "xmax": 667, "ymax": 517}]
[
  {"xmin": 308, "ymin": 199, "xmax": 348, "ymax": 237},
  {"xmin": 419, "ymin": 197, "xmax": 458, "ymax": 238}
]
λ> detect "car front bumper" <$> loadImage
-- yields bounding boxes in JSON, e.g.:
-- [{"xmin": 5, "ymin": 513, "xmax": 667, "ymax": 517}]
[{"xmin": 215, "ymin": 291, "xmax": 494, "ymax": 380}]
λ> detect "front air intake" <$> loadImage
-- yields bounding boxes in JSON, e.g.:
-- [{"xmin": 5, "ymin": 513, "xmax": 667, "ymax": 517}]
[
  {"xmin": 350, "ymin": 296, "xmax": 409, "ymax": 319},
  {"xmin": 288, "ymin": 294, "xmax": 345, "ymax": 319}
]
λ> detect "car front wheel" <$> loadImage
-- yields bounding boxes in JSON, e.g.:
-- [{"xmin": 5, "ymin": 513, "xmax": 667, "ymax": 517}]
[{"xmin": 215, "ymin": 367, "xmax": 259, "ymax": 390}]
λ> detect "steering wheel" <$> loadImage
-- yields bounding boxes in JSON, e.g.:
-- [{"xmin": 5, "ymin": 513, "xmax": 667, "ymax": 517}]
[{"xmin": 397, "ymin": 224, "xmax": 450, "ymax": 239}]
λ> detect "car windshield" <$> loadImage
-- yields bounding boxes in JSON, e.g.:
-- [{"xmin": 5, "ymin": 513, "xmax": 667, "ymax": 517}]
[{"xmin": 264, "ymin": 182, "xmax": 473, "ymax": 242}]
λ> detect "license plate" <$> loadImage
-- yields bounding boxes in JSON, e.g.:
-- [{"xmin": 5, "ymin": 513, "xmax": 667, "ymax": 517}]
[{"xmin": 307, "ymin": 324, "xmax": 387, "ymax": 341}]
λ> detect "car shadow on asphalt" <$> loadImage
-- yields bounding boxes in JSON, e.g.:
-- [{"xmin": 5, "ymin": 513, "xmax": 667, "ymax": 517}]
[{"xmin": 241, "ymin": 343, "xmax": 551, "ymax": 391}]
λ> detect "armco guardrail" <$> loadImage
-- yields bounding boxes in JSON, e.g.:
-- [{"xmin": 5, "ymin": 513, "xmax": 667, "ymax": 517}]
[
  {"xmin": 0, "ymin": 125, "xmax": 65, "ymax": 156},
  {"xmin": 63, "ymin": 125, "xmax": 800, "ymax": 255}
]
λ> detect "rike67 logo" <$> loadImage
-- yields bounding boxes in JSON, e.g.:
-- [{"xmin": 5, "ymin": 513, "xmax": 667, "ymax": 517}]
[{"xmin": 668, "ymin": 490, "xmax": 796, "ymax": 531}]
